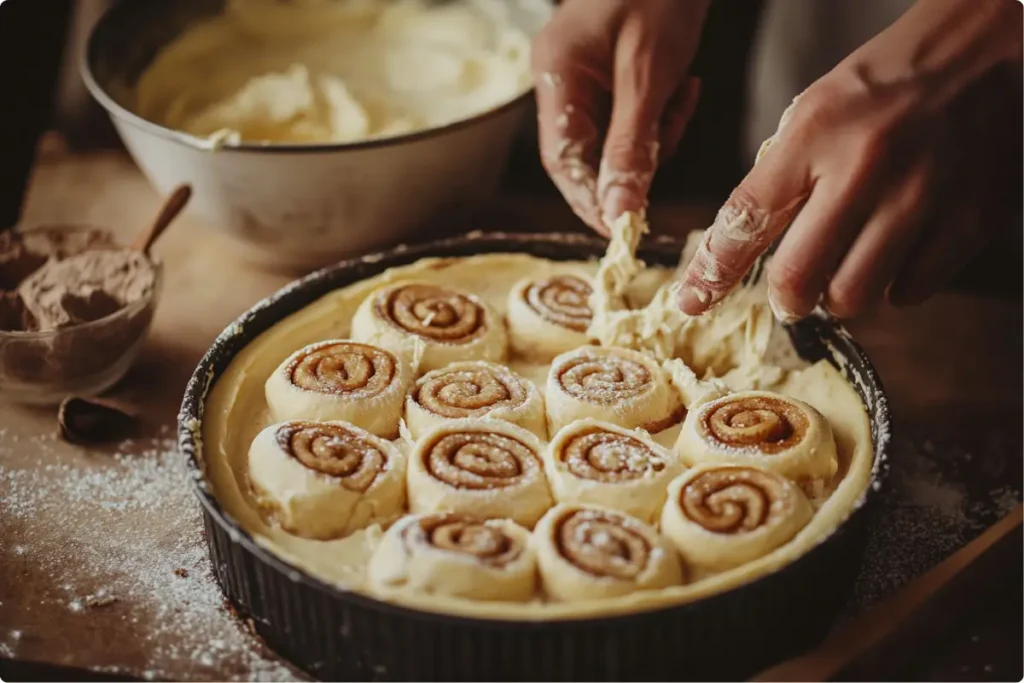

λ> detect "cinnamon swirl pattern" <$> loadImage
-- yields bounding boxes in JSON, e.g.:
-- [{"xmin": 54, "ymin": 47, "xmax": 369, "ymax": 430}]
[
  {"xmin": 506, "ymin": 274, "xmax": 593, "ymax": 361},
  {"xmin": 546, "ymin": 346, "xmax": 684, "ymax": 434},
  {"xmin": 534, "ymin": 504, "xmax": 684, "ymax": 601},
  {"xmin": 661, "ymin": 464, "xmax": 813, "ymax": 572},
  {"xmin": 264, "ymin": 340, "xmax": 410, "ymax": 438},
  {"xmin": 351, "ymin": 280, "xmax": 507, "ymax": 372},
  {"xmin": 544, "ymin": 419, "xmax": 683, "ymax": 523},
  {"xmin": 247, "ymin": 420, "xmax": 406, "ymax": 539},
  {"xmin": 675, "ymin": 391, "xmax": 839, "ymax": 487},
  {"xmin": 405, "ymin": 361, "xmax": 547, "ymax": 440},
  {"xmin": 407, "ymin": 419, "xmax": 553, "ymax": 528},
  {"xmin": 368, "ymin": 513, "xmax": 537, "ymax": 601}
]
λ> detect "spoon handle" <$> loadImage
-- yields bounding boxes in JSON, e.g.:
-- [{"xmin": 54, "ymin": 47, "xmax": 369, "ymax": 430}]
[{"xmin": 133, "ymin": 184, "xmax": 192, "ymax": 255}]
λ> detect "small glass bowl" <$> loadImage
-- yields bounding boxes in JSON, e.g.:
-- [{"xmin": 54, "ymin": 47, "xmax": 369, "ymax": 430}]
[{"xmin": 0, "ymin": 250, "xmax": 162, "ymax": 406}]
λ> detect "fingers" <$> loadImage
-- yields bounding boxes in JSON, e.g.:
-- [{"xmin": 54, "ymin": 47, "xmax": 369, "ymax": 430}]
[
  {"xmin": 596, "ymin": 16, "xmax": 685, "ymax": 227},
  {"xmin": 824, "ymin": 164, "xmax": 931, "ymax": 317},
  {"xmin": 677, "ymin": 133, "xmax": 812, "ymax": 315},
  {"xmin": 765, "ymin": 172, "xmax": 876, "ymax": 321},
  {"xmin": 535, "ymin": 64, "xmax": 608, "ymax": 235}
]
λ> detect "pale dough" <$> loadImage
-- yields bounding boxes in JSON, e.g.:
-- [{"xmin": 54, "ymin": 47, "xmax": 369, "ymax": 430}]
[
  {"xmin": 546, "ymin": 345, "xmax": 683, "ymax": 435},
  {"xmin": 534, "ymin": 503, "xmax": 685, "ymax": 602},
  {"xmin": 405, "ymin": 360, "xmax": 546, "ymax": 440},
  {"xmin": 406, "ymin": 418, "xmax": 553, "ymax": 528},
  {"xmin": 544, "ymin": 418, "xmax": 683, "ymax": 523},
  {"xmin": 247, "ymin": 419, "xmax": 406, "ymax": 539},
  {"xmin": 368, "ymin": 512, "xmax": 537, "ymax": 601},
  {"xmin": 264, "ymin": 339, "xmax": 411, "ymax": 439},
  {"xmin": 661, "ymin": 464, "xmax": 813, "ymax": 572},
  {"xmin": 199, "ymin": 217, "xmax": 876, "ymax": 620},
  {"xmin": 134, "ymin": 0, "xmax": 545, "ymax": 144},
  {"xmin": 675, "ymin": 390, "xmax": 839, "ymax": 493},
  {"xmin": 351, "ymin": 280, "xmax": 508, "ymax": 372},
  {"xmin": 506, "ymin": 272, "xmax": 593, "ymax": 362}
]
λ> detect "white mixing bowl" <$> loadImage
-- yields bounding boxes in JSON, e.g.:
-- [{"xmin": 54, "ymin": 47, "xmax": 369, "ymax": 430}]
[{"xmin": 82, "ymin": 0, "xmax": 551, "ymax": 271}]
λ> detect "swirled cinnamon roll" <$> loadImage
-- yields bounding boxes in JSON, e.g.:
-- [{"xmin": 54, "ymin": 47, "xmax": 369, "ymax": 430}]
[
  {"xmin": 506, "ymin": 274, "xmax": 593, "ymax": 361},
  {"xmin": 534, "ymin": 503, "xmax": 683, "ymax": 601},
  {"xmin": 545, "ymin": 346, "xmax": 684, "ymax": 434},
  {"xmin": 674, "ymin": 391, "xmax": 839, "ymax": 488},
  {"xmin": 405, "ymin": 361, "xmax": 547, "ymax": 440},
  {"xmin": 368, "ymin": 513, "xmax": 537, "ymax": 601},
  {"xmin": 544, "ymin": 419, "xmax": 683, "ymax": 523},
  {"xmin": 407, "ymin": 419, "xmax": 553, "ymax": 528},
  {"xmin": 660, "ymin": 464, "xmax": 813, "ymax": 571},
  {"xmin": 264, "ymin": 340, "xmax": 410, "ymax": 438},
  {"xmin": 247, "ymin": 420, "xmax": 406, "ymax": 539},
  {"xmin": 351, "ymin": 280, "xmax": 507, "ymax": 372}
]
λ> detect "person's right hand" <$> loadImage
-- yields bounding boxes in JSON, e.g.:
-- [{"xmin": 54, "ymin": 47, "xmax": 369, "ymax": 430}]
[
  {"xmin": 531, "ymin": 0, "xmax": 710, "ymax": 235},
  {"xmin": 676, "ymin": 0, "xmax": 1022, "ymax": 320}
]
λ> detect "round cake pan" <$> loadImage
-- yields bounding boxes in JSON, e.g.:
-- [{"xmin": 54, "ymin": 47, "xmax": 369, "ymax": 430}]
[{"xmin": 178, "ymin": 232, "xmax": 891, "ymax": 681}]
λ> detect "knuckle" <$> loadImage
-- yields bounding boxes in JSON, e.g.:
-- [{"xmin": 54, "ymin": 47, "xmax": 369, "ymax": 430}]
[
  {"xmin": 826, "ymin": 280, "xmax": 864, "ymax": 319},
  {"xmin": 768, "ymin": 260, "xmax": 814, "ymax": 302},
  {"xmin": 786, "ymin": 86, "xmax": 836, "ymax": 136}
]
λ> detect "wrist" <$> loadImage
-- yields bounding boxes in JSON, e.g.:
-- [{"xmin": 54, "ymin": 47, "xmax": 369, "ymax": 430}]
[{"xmin": 844, "ymin": 0, "xmax": 1021, "ymax": 104}]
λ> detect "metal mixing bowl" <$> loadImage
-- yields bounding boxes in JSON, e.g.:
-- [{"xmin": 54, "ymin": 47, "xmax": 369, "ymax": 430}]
[{"xmin": 82, "ymin": 0, "xmax": 551, "ymax": 271}]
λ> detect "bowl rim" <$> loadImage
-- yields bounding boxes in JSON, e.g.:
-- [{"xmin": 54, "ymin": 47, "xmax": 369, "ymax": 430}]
[
  {"xmin": 80, "ymin": 0, "xmax": 542, "ymax": 155},
  {"xmin": 177, "ymin": 230, "xmax": 892, "ymax": 626}
]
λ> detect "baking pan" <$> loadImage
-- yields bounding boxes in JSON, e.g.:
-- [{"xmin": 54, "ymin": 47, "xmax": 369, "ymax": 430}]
[{"xmin": 178, "ymin": 232, "xmax": 891, "ymax": 681}]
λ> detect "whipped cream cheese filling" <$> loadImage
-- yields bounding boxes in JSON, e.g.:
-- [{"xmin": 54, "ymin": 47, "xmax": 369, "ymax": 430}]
[
  {"xmin": 200, "ymin": 220, "xmax": 874, "ymax": 620},
  {"xmin": 134, "ymin": 0, "xmax": 543, "ymax": 144}
]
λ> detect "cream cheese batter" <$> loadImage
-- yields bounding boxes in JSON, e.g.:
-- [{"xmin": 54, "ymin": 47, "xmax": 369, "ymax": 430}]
[
  {"xmin": 135, "ymin": 0, "xmax": 544, "ymax": 145},
  {"xmin": 199, "ymin": 224, "xmax": 874, "ymax": 620}
]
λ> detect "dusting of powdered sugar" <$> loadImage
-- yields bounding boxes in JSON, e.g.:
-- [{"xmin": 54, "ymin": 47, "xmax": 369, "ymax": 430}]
[{"xmin": 0, "ymin": 426, "xmax": 303, "ymax": 681}]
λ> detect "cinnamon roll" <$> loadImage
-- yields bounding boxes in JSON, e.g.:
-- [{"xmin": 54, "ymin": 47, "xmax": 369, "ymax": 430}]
[
  {"xmin": 506, "ymin": 274, "xmax": 593, "ymax": 361},
  {"xmin": 264, "ymin": 340, "xmax": 410, "ymax": 439},
  {"xmin": 368, "ymin": 513, "xmax": 537, "ymax": 602},
  {"xmin": 546, "ymin": 346, "xmax": 684, "ymax": 435},
  {"xmin": 534, "ymin": 504, "xmax": 683, "ymax": 601},
  {"xmin": 405, "ymin": 361, "xmax": 546, "ymax": 440},
  {"xmin": 544, "ymin": 419, "xmax": 683, "ymax": 523},
  {"xmin": 660, "ymin": 464, "xmax": 813, "ymax": 572},
  {"xmin": 674, "ymin": 391, "xmax": 839, "ymax": 487},
  {"xmin": 407, "ymin": 419, "xmax": 553, "ymax": 528},
  {"xmin": 247, "ymin": 420, "xmax": 406, "ymax": 539},
  {"xmin": 351, "ymin": 280, "xmax": 507, "ymax": 372}
]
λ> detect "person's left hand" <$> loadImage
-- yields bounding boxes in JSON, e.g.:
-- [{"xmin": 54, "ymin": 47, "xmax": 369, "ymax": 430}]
[{"xmin": 531, "ymin": 0, "xmax": 709, "ymax": 235}]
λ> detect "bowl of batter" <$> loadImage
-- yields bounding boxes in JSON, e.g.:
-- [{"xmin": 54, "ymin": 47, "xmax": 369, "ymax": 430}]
[{"xmin": 83, "ymin": 0, "xmax": 552, "ymax": 270}]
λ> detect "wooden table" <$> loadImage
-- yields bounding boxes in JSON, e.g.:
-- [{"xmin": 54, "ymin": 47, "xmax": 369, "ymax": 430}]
[{"xmin": 1, "ymin": 150, "xmax": 1020, "ymax": 681}]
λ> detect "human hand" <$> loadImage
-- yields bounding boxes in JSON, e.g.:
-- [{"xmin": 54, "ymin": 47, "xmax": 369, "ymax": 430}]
[
  {"xmin": 678, "ymin": 0, "xmax": 1022, "ymax": 320},
  {"xmin": 531, "ymin": 0, "xmax": 709, "ymax": 235}
]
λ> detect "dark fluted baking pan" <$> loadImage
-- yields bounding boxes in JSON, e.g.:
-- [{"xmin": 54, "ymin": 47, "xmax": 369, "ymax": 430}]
[{"xmin": 178, "ymin": 232, "xmax": 891, "ymax": 681}]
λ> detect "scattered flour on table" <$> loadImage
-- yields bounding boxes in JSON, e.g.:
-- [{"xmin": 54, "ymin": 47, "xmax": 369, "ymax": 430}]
[
  {"xmin": 851, "ymin": 427, "xmax": 1022, "ymax": 608},
  {"xmin": 0, "ymin": 425, "xmax": 303, "ymax": 682}
]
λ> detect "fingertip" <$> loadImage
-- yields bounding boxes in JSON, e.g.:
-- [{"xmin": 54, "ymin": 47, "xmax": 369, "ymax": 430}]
[{"xmin": 677, "ymin": 284, "xmax": 709, "ymax": 316}]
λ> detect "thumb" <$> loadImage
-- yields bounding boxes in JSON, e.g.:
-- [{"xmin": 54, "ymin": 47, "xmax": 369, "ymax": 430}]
[{"xmin": 597, "ymin": 22, "xmax": 683, "ymax": 228}]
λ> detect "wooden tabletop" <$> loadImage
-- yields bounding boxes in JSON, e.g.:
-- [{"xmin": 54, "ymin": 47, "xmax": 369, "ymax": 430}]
[{"xmin": 1, "ymin": 149, "xmax": 1020, "ymax": 681}]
